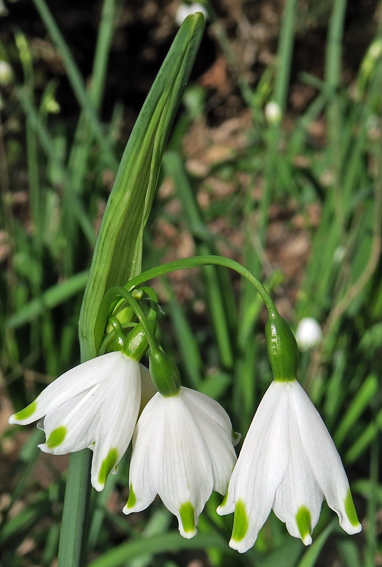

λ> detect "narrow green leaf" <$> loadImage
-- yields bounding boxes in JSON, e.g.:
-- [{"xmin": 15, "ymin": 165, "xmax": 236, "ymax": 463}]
[
  {"xmin": 346, "ymin": 409, "xmax": 382, "ymax": 463},
  {"xmin": 334, "ymin": 373, "xmax": 378, "ymax": 445},
  {"xmin": 352, "ymin": 479, "xmax": 382, "ymax": 505},
  {"xmin": 296, "ymin": 521, "xmax": 335, "ymax": 567},
  {"xmin": 79, "ymin": 14, "xmax": 205, "ymax": 361},
  {"xmin": 261, "ymin": 537, "xmax": 303, "ymax": 567},
  {"xmin": 57, "ymin": 451, "xmax": 92, "ymax": 567},
  {"xmin": 337, "ymin": 539, "xmax": 361, "ymax": 567},
  {"xmin": 6, "ymin": 271, "xmax": 89, "ymax": 329},
  {"xmin": 87, "ymin": 532, "xmax": 236, "ymax": 567}
]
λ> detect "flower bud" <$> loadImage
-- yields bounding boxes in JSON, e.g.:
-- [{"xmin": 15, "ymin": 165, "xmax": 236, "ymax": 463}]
[
  {"xmin": 265, "ymin": 311, "xmax": 298, "ymax": 382},
  {"xmin": 0, "ymin": 61, "xmax": 13, "ymax": 85},
  {"xmin": 264, "ymin": 101, "xmax": 282, "ymax": 124},
  {"xmin": 295, "ymin": 318, "xmax": 322, "ymax": 352}
]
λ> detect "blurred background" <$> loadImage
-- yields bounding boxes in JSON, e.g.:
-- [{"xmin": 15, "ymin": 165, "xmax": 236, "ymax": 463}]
[{"xmin": 0, "ymin": 1, "xmax": 381, "ymax": 566}]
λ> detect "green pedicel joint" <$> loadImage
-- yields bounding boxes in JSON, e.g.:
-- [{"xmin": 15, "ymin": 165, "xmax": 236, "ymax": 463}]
[{"xmin": 265, "ymin": 310, "xmax": 298, "ymax": 382}]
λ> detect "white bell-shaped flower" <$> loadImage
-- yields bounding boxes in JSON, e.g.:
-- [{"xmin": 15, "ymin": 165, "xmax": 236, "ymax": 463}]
[
  {"xmin": 295, "ymin": 318, "xmax": 322, "ymax": 351},
  {"xmin": 123, "ymin": 386, "xmax": 239, "ymax": 538},
  {"xmin": 217, "ymin": 379, "xmax": 361, "ymax": 553},
  {"xmin": 9, "ymin": 351, "xmax": 151, "ymax": 491}
]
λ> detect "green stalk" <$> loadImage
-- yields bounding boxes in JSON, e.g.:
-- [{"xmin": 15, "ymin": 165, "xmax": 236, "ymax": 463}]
[
  {"xmin": 93, "ymin": 256, "xmax": 277, "ymax": 351},
  {"xmin": 273, "ymin": 0, "xmax": 298, "ymax": 113},
  {"xmin": 101, "ymin": 287, "xmax": 159, "ymax": 352},
  {"xmin": 68, "ymin": 0, "xmax": 120, "ymax": 192},
  {"xmin": 57, "ymin": 451, "xmax": 92, "ymax": 567},
  {"xmin": 126, "ymin": 255, "xmax": 275, "ymax": 308},
  {"xmin": 32, "ymin": 0, "xmax": 118, "ymax": 169},
  {"xmin": 325, "ymin": 0, "xmax": 347, "ymax": 232}
]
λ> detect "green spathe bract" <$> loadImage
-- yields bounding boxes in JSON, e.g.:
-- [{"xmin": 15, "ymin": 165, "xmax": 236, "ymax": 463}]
[{"xmin": 79, "ymin": 13, "xmax": 205, "ymax": 362}]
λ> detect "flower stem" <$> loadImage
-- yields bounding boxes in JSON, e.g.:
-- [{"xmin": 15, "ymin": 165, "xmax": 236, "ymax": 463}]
[
  {"xmin": 57, "ymin": 450, "xmax": 92, "ymax": 567},
  {"xmin": 126, "ymin": 255, "xmax": 277, "ymax": 316},
  {"xmin": 102, "ymin": 287, "xmax": 160, "ymax": 354}
]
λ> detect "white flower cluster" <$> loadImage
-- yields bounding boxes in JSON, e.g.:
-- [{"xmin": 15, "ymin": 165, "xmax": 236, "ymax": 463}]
[
  {"xmin": 9, "ymin": 351, "xmax": 361, "ymax": 550},
  {"xmin": 9, "ymin": 352, "xmax": 238, "ymax": 538}
]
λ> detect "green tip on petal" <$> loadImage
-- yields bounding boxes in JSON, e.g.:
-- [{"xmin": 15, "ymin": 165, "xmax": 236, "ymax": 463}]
[
  {"xmin": 179, "ymin": 502, "xmax": 196, "ymax": 534},
  {"xmin": 14, "ymin": 401, "xmax": 37, "ymax": 421},
  {"xmin": 231, "ymin": 500, "xmax": 249, "ymax": 543},
  {"xmin": 296, "ymin": 506, "xmax": 312, "ymax": 544},
  {"xmin": 47, "ymin": 426, "xmax": 67, "ymax": 449},
  {"xmin": 219, "ymin": 492, "xmax": 229, "ymax": 509},
  {"xmin": 126, "ymin": 484, "xmax": 137, "ymax": 509},
  {"xmin": 345, "ymin": 489, "xmax": 360, "ymax": 527},
  {"xmin": 98, "ymin": 448, "xmax": 119, "ymax": 487}
]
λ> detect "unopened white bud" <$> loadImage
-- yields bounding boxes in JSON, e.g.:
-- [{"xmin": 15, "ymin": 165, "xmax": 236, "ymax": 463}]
[
  {"xmin": 175, "ymin": 3, "xmax": 207, "ymax": 26},
  {"xmin": 369, "ymin": 39, "xmax": 382, "ymax": 61},
  {"xmin": 295, "ymin": 317, "xmax": 322, "ymax": 351},
  {"xmin": 0, "ymin": 61, "xmax": 13, "ymax": 85},
  {"xmin": 264, "ymin": 101, "xmax": 282, "ymax": 124}
]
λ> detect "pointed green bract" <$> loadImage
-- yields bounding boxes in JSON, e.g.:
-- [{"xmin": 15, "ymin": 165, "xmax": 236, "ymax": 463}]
[
  {"xmin": 126, "ymin": 484, "xmax": 137, "ymax": 509},
  {"xmin": 179, "ymin": 502, "xmax": 195, "ymax": 534},
  {"xmin": 98, "ymin": 448, "xmax": 119, "ymax": 487},
  {"xmin": 296, "ymin": 506, "xmax": 312, "ymax": 542},
  {"xmin": 14, "ymin": 400, "xmax": 37, "ymax": 421},
  {"xmin": 78, "ymin": 14, "xmax": 205, "ymax": 361},
  {"xmin": 231, "ymin": 500, "xmax": 249, "ymax": 542},
  {"xmin": 345, "ymin": 489, "xmax": 360, "ymax": 527},
  {"xmin": 47, "ymin": 426, "xmax": 67, "ymax": 449}
]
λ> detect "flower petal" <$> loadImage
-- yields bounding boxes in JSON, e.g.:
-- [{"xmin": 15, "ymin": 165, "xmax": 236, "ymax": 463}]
[
  {"xmin": 273, "ymin": 387, "xmax": 323, "ymax": 545},
  {"xmin": 218, "ymin": 381, "xmax": 290, "ymax": 553},
  {"xmin": 181, "ymin": 387, "xmax": 238, "ymax": 441},
  {"xmin": 291, "ymin": 381, "xmax": 361, "ymax": 534},
  {"xmin": 91, "ymin": 357, "xmax": 141, "ymax": 491},
  {"xmin": 9, "ymin": 352, "xmax": 125, "ymax": 426},
  {"xmin": 182, "ymin": 388, "xmax": 237, "ymax": 494},
  {"xmin": 139, "ymin": 363, "xmax": 157, "ymax": 412},
  {"xmin": 123, "ymin": 396, "xmax": 162, "ymax": 516},
  {"xmin": 124, "ymin": 389, "xmax": 216, "ymax": 538},
  {"xmin": 38, "ymin": 386, "xmax": 103, "ymax": 455}
]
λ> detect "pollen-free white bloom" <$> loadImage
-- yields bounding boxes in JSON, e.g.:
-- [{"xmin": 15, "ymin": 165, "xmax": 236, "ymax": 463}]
[
  {"xmin": 9, "ymin": 351, "xmax": 152, "ymax": 491},
  {"xmin": 217, "ymin": 379, "xmax": 361, "ymax": 553},
  {"xmin": 123, "ymin": 386, "xmax": 239, "ymax": 538},
  {"xmin": 295, "ymin": 318, "xmax": 322, "ymax": 351}
]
